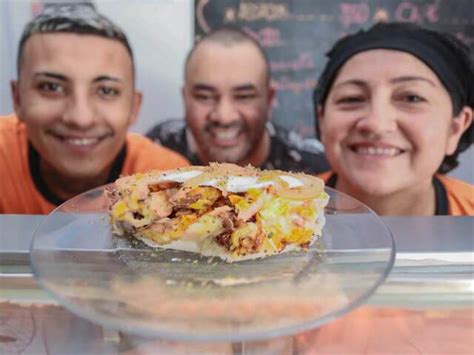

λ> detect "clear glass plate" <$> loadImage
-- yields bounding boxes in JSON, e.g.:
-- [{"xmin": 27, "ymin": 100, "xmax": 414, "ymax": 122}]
[{"xmin": 30, "ymin": 185, "xmax": 395, "ymax": 342}]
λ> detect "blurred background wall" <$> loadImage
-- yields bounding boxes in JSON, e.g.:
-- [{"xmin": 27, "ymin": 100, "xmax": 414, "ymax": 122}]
[{"xmin": 0, "ymin": 0, "xmax": 472, "ymax": 183}]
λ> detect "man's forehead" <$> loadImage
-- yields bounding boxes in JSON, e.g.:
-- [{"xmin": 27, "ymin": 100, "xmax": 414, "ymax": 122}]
[
  {"xmin": 186, "ymin": 42, "xmax": 267, "ymax": 83},
  {"xmin": 20, "ymin": 33, "xmax": 133, "ymax": 76}
]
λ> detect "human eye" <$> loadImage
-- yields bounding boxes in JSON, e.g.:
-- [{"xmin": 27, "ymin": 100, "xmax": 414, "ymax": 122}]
[
  {"xmin": 193, "ymin": 91, "xmax": 217, "ymax": 103},
  {"xmin": 97, "ymin": 86, "xmax": 120, "ymax": 99},
  {"xmin": 331, "ymin": 86, "xmax": 366, "ymax": 107},
  {"xmin": 234, "ymin": 92, "xmax": 257, "ymax": 101},
  {"xmin": 37, "ymin": 81, "xmax": 65, "ymax": 96},
  {"xmin": 335, "ymin": 96, "xmax": 365, "ymax": 104},
  {"xmin": 394, "ymin": 90, "xmax": 428, "ymax": 107},
  {"xmin": 332, "ymin": 93, "xmax": 366, "ymax": 110},
  {"xmin": 401, "ymin": 94, "xmax": 426, "ymax": 103}
]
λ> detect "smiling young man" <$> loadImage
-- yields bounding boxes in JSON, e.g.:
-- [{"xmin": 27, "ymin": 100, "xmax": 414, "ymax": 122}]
[
  {"xmin": 0, "ymin": 3, "xmax": 188, "ymax": 214},
  {"xmin": 146, "ymin": 27, "xmax": 329, "ymax": 173}
]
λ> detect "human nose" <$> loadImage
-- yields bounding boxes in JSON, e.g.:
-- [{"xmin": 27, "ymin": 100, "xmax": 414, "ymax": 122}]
[
  {"xmin": 62, "ymin": 90, "xmax": 96, "ymax": 129},
  {"xmin": 209, "ymin": 97, "xmax": 239, "ymax": 124},
  {"xmin": 355, "ymin": 95, "xmax": 397, "ymax": 136}
]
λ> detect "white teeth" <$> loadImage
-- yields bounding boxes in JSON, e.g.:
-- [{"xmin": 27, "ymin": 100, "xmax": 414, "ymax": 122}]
[
  {"xmin": 357, "ymin": 147, "xmax": 399, "ymax": 156},
  {"xmin": 67, "ymin": 137, "xmax": 100, "ymax": 146},
  {"xmin": 213, "ymin": 130, "xmax": 240, "ymax": 140}
]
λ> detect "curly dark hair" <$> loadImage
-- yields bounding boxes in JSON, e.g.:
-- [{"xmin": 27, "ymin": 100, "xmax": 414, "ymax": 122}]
[{"xmin": 313, "ymin": 22, "xmax": 473, "ymax": 173}]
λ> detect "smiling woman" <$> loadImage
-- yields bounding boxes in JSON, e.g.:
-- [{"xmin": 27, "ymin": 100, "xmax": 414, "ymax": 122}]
[{"xmin": 313, "ymin": 22, "xmax": 474, "ymax": 216}]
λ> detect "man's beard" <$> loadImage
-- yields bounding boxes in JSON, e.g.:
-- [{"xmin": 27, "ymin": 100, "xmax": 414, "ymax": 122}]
[
  {"xmin": 198, "ymin": 121, "xmax": 255, "ymax": 164},
  {"xmin": 205, "ymin": 140, "xmax": 253, "ymax": 163}
]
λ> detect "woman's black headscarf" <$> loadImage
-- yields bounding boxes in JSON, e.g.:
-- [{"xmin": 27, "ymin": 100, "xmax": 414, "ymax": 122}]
[{"xmin": 313, "ymin": 22, "xmax": 474, "ymax": 173}]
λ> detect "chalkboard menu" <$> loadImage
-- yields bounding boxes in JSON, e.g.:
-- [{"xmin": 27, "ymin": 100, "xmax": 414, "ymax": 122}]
[{"xmin": 194, "ymin": 0, "xmax": 474, "ymax": 138}]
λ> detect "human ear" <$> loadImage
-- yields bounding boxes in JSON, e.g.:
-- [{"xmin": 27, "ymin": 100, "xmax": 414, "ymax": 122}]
[
  {"xmin": 445, "ymin": 106, "xmax": 473, "ymax": 155},
  {"xmin": 129, "ymin": 91, "xmax": 143, "ymax": 126},
  {"xmin": 267, "ymin": 83, "xmax": 276, "ymax": 105},
  {"xmin": 10, "ymin": 80, "xmax": 21, "ymax": 116},
  {"xmin": 182, "ymin": 84, "xmax": 196, "ymax": 105},
  {"xmin": 316, "ymin": 105, "xmax": 326, "ymax": 143},
  {"xmin": 263, "ymin": 83, "xmax": 276, "ymax": 121}
]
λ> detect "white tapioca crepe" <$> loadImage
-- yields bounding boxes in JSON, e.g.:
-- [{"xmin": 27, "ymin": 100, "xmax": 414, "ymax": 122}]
[{"xmin": 108, "ymin": 163, "xmax": 329, "ymax": 262}]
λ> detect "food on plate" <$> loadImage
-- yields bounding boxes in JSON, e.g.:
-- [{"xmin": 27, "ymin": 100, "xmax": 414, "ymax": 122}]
[{"xmin": 107, "ymin": 163, "xmax": 329, "ymax": 262}]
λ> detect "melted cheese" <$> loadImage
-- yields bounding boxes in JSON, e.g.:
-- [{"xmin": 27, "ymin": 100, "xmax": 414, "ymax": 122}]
[{"xmin": 156, "ymin": 170, "xmax": 304, "ymax": 193}]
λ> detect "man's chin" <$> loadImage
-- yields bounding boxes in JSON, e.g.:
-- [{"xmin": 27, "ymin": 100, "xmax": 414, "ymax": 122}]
[
  {"xmin": 207, "ymin": 154, "xmax": 243, "ymax": 164},
  {"xmin": 57, "ymin": 165, "xmax": 109, "ymax": 183},
  {"xmin": 206, "ymin": 146, "xmax": 250, "ymax": 165}
]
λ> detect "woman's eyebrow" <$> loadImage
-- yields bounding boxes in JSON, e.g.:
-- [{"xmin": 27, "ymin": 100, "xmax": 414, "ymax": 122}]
[
  {"xmin": 390, "ymin": 76, "xmax": 436, "ymax": 86},
  {"xmin": 332, "ymin": 76, "xmax": 437, "ymax": 90},
  {"xmin": 332, "ymin": 79, "xmax": 366, "ymax": 90}
]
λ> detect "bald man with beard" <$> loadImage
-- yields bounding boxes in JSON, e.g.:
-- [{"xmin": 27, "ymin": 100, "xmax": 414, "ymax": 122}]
[{"xmin": 147, "ymin": 27, "xmax": 329, "ymax": 174}]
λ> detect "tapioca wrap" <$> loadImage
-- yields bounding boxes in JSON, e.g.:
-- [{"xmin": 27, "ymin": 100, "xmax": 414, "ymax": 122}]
[{"xmin": 108, "ymin": 163, "xmax": 329, "ymax": 262}]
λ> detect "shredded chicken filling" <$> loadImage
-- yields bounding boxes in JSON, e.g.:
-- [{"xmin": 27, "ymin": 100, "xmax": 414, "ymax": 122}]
[{"xmin": 109, "ymin": 166, "xmax": 327, "ymax": 257}]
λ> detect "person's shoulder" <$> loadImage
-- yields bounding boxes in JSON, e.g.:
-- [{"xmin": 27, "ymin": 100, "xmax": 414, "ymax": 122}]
[
  {"xmin": 145, "ymin": 119, "xmax": 190, "ymax": 157},
  {"xmin": 126, "ymin": 132, "xmax": 189, "ymax": 168},
  {"xmin": 0, "ymin": 114, "xmax": 22, "ymax": 131},
  {"xmin": 266, "ymin": 123, "xmax": 329, "ymax": 173},
  {"xmin": 316, "ymin": 171, "xmax": 333, "ymax": 182},
  {"xmin": 270, "ymin": 123, "xmax": 325, "ymax": 154},
  {"xmin": 0, "ymin": 114, "xmax": 26, "ymax": 148},
  {"xmin": 127, "ymin": 132, "xmax": 183, "ymax": 156},
  {"xmin": 437, "ymin": 174, "xmax": 474, "ymax": 215},
  {"xmin": 146, "ymin": 119, "xmax": 186, "ymax": 142},
  {"xmin": 438, "ymin": 174, "xmax": 474, "ymax": 193}
]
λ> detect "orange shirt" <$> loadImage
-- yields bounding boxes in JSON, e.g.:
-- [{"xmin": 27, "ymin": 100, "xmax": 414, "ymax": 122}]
[
  {"xmin": 436, "ymin": 174, "xmax": 474, "ymax": 215},
  {"xmin": 0, "ymin": 115, "xmax": 189, "ymax": 214},
  {"xmin": 318, "ymin": 171, "xmax": 474, "ymax": 216}
]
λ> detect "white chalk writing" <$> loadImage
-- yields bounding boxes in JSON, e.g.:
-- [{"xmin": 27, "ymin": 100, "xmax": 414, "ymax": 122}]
[{"xmin": 270, "ymin": 52, "xmax": 315, "ymax": 72}]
